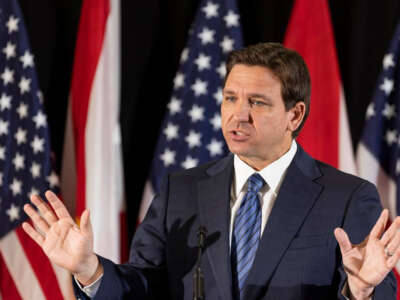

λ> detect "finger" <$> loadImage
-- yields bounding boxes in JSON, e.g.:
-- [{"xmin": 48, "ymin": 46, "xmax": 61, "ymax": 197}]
[
  {"xmin": 22, "ymin": 222, "xmax": 44, "ymax": 247},
  {"xmin": 30, "ymin": 194, "xmax": 58, "ymax": 225},
  {"xmin": 387, "ymin": 247, "xmax": 400, "ymax": 269},
  {"xmin": 45, "ymin": 190, "xmax": 74, "ymax": 221},
  {"xmin": 334, "ymin": 228, "xmax": 352, "ymax": 255},
  {"xmin": 80, "ymin": 209, "xmax": 93, "ymax": 236},
  {"xmin": 370, "ymin": 209, "xmax": 389, "ymax": 240},
  {"xmin": 385, "ymin": 230, "xmax": 400, "ymax": 257},
  {"xmin": 381, "ymin": 216, "xmax": 400, "ymax": 246},
  {"xmin": 23, "ymin": 203, "xmax": 50, "ymax": 234}
]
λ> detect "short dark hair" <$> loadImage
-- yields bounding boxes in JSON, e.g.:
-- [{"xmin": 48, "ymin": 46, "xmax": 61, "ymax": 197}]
[{"xmin": 225, "ymin": 42, "xmax": 311, "ymax": 138}]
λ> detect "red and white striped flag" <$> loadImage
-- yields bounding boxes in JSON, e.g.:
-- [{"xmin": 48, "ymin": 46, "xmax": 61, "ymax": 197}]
[
  {"xmin": 284, "ymin": 0, "xmax": 356, "ymax": 174},
  {"xmin": 62, "ymin": 0, "xmax": 125, "ymax": 263}
]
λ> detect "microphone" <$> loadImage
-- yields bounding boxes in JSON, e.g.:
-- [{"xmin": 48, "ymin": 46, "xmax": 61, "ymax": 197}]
[{"xmin": 193, "ymin": 226, "xmax": 207, "ymax": 300}]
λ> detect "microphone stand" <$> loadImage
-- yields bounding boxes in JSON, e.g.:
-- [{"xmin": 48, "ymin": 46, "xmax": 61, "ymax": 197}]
[{"xmin": 193, "ymin": 226, "xmax": 206, "ymax": 300}]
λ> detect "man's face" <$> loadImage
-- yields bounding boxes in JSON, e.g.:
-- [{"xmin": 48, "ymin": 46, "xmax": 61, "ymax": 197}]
[{"xmin": 221, "ymin": 64, "xmax": 304, "ymax": 170}]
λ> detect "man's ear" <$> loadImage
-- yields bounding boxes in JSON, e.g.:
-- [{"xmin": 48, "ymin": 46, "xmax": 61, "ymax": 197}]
[{"xmin": 287, "ymin": 101, "xmax": 306, "ymax": 132}]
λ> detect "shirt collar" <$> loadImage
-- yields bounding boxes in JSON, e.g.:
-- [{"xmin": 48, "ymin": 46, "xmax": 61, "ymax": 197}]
[{"xmin": 233, "ymin": 140, "xmax": 297, "ymax": 197}]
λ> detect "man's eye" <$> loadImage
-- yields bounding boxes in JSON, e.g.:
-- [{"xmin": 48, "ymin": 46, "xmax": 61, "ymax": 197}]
[
  {"xmin": 225, "ymin": 96, "xmax": 236, "ymax": 102},
  {"xmin": 249, "ymin": 99, "xmax": 265, "ymax": 106}
]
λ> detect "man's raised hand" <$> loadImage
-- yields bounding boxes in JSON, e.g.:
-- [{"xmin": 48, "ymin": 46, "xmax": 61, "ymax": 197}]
[
  {"xmin": 334, "ymin": 209, "xmax": 400, "ymax": 300},
  {"xmin": 22, "ymin": 191, "xmax": 101, "ymax": 285}
]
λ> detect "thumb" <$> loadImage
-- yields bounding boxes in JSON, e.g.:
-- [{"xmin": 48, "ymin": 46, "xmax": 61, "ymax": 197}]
[
  {"xmin": 80, "ymin": 209, "xmax": 93, "ymax": 237},
  {"xmin": 334, "ymin": 227, "xmax": 352, "ymax": 255}
]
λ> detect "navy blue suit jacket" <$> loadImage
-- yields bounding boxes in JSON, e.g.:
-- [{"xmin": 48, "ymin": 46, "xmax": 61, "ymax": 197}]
[{"xmin": 75, "ymin": 146, "xmax": 396, "ymax": 299}]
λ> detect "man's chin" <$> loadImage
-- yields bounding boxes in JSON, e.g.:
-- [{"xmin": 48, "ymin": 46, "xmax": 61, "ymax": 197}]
[
  {"xmin": 226, "ymin": 140, "xmax": 251, "ymax": 152},
  {"xmin": 228, "ymin": 147, "xmax": 251, "ymax": 158}
]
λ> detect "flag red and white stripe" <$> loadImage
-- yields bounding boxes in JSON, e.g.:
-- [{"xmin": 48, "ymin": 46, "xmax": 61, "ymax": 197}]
[
  {"xmin": 357, "ymin": 146, "xmax": 397, "ymax": 218},
  {"xmin": 0, "ymin": 227, "xmax": 74, "ymax": 299},
  {"xmin": 284, "ymin": 0, "xmax": 356, "ymax": 174},
  {"xmin": 62, "ymin": 0, "xmax": 124, "ymax": 263}
]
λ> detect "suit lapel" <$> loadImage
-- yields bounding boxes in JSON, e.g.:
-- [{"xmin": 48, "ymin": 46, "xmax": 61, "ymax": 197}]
[
  {"xmin": 243, "ymin": 147, "xmax": 323, "ymax": 299},
  {"xmin": 197, "ymin": 155, "xmax": 234, "ymax": 300}
]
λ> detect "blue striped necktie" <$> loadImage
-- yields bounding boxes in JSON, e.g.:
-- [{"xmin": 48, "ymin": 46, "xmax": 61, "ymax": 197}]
[{"xmin": 231, "ymin": 173, "xmax": 265, "ymax": 300}]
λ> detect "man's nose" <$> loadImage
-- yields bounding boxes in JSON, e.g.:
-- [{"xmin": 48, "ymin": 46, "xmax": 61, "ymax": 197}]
[{"xmin": 233, "ymin": 99, "xmax": 251, "ymax": 122}]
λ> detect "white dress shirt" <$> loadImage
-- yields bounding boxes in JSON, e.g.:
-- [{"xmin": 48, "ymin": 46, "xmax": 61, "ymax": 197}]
[{"xmin": 229, "ymin": 140, "xmax": 297, "ymax": 247}]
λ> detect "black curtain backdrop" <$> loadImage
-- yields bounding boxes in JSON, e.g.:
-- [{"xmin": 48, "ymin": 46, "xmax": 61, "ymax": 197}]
[{"xmin": 18, "ymin": 0, "xmax": 400, "ymax": 249}]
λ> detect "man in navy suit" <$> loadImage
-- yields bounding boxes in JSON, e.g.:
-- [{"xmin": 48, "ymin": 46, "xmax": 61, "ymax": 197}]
[{"xmin": 23, "ymin": 43, "xmax": 399, "ymax": 299}]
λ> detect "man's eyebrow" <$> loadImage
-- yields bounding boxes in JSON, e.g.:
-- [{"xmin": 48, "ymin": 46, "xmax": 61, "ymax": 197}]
[
  {"xmin": 247, "ymin": 93, "xmax": 269, "ymax": 100},
  {"xmin": 222, "ymin": 90, "xmax": 270, "ymax": 101},
  {"xmin": 222, "ymin": 89, "xmax": 236, "ymax": 95}
]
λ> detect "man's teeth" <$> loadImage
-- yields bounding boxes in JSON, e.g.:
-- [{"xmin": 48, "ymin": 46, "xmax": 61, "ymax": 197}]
[{"xmin": 235, "ymin": 131, "xmax": 244, "ymax": 136}]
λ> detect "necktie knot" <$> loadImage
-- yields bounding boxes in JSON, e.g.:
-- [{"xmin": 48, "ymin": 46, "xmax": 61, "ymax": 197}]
[{"xmin": 247, "ymin": 173, "xmax": 265, "ymax": 194}]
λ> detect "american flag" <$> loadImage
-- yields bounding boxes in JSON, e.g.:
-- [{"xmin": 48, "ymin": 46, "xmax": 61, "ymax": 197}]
[
  {"xmin": 0, "ymin": 0, "xmax": 72, "ymax": 299},
  {"xmin": 356, "ymin": 21, "xmax": 400, "ymax": 297},
  {"xmin": 139, "ymin": 0, "xmax": 243, "ymax": 220}
]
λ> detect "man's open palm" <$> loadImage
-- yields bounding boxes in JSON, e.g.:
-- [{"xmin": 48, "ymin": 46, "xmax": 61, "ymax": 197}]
[{"xmin": 22, "ymin": 191, "xmax": 98, "ymax": 282}]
